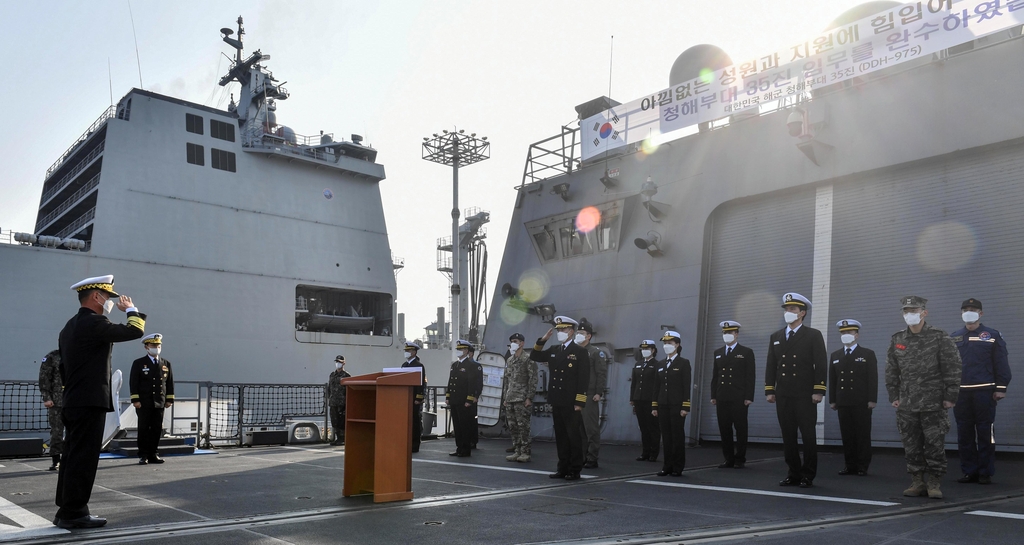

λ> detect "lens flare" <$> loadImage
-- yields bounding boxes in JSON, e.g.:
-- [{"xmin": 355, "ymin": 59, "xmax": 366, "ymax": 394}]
[
  {"xmin": 641, "ymin": 134, "xmax": 661, "ymax": 155},
  {"xmin": 916, "ymin": 221, "xmax": 977, "ymax": 272},
  {"xmin": 699, "ymin": 68, "xmax": 715, "ymax": 85},
  {"xmin": 518, "ymin": 268, "xmax": 550, "ymax": 304},
  {"xmin": 499, "ymin": 299, "xmax": 528, "ymax": 326},
  {"xmin": 575, "ymin": 206, "xmax": 601, "ymax": 233}
]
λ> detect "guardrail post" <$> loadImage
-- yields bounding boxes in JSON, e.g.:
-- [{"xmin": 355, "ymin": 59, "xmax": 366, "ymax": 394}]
[{"xmin": 236, "ymin": 385, "xmax": 245, "ymax": 447}]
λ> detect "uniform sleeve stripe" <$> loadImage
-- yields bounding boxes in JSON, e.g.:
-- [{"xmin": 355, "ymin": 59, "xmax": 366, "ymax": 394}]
[
  {"xmin": 651, "ymin": 402, "xmax": 658, "ymax": 407},
  {"xmin": 682, "ymin": 402, "xmax": 691, "ymax": 408},
  {"xmin": 467, "ymin": 396, "xmax": 476, "ymax": 402},
  {"xmin": 534, "ymin": 344, "xmax": 545, "ymax": 351},
  {"xmin": 575, "ymin": 394, "xmax": 587, "ymax": 402},
  {"xmin": 166, "ymin": 395, "xmax": 174, "ymax": 399},
  {"xmin": 765, "ymin": 386, "xmax": 775, "ymax": 391},
  {"xmin": 130, "ymin": 395, "xmax": 139, "ymax": 399},
  {"xmin": 127, "ymin": 316, "xmax": 146, "ymax": 330}
]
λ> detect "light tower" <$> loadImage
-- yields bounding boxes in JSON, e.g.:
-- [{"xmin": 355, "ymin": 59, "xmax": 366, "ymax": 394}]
[{"xmin": 422, "ymin": 130, "xmax": 490, "ymax": 356}]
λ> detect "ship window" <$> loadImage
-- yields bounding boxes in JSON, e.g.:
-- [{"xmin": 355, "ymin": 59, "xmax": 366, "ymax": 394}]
[
  {"xmin": 295, "ymin": 285, "xmax": 393, "ymax": 337},
  {"xmin": 211, "ymin": 148, "xmax": 236, "ymax": 172},
  {"xmin": 186, "ymin": 143, "xmax": 205, "ymax": 166},
  {"xmin": 531, "ymin": 228, "xmax": 558, "ymax": 261},
  {"xmin": 210, "ymin": 119, "xmax": 235, "ymax": 142},
  {"xmin": 525, "ymin": 199, "xmax": 625, "ymax": 263},
  {"xmin": 186, "ymin": 113, "xmax": 203, "ymax": 135},
  {"xmin": 559, "ymin": 225, "xmax": 594, "ymax": 257}
]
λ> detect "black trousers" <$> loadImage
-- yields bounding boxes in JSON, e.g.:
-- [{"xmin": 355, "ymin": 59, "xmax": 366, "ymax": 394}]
[
  {"xmin": 451, "ymin": 403, "xmax": 475, "ymax": 454},
  {"xmin": 55, "ymin": 407, "xmax": 106, "ymax": 519},
  {"xmin": 658, "ymin": 405, "xmax": 687, "ymax": 473},
  {"xmin": 470, "ymin": 403, "xmax": 478, "ymax": 447},
  {"xmin": 837, "ymin": 405, "xmax": 873, "ymax": 472},
  {"xmin": 716, "ymin": 400, "xmax": 749, "ymax": 464},
  {"xmin": 329, "ymin": 404, "xmax": 345, "ymax": 441},
  {"xmin": 136, "ymin": 406, "xmax": 164, "ymax": 458},
  {"xmin": 552, "ymin": 405, "xmax": 584, "ymax": 474},
  {"xmin": 634, "ymin": 400, "xmax": 660, "ymax": 460},
  {"xmin": 776, "ymin": 396, "xmax": 818, "ymax": 480},
  {"xmin": 412, "ymin": 403, "xmax": 423, "ymax": 452}
]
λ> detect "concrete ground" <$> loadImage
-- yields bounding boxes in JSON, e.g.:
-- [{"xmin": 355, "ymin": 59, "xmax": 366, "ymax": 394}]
[{"xmin": 1, "ymin": 437, "xmax": 1023, "ymax": 544}]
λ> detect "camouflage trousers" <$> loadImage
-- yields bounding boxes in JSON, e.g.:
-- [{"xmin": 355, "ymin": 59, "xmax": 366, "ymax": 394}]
[
  {"xmin": 47, "ymin": 407, "xmax": 64, "ymax": 456},
  {"xmin": 896, "ymin": 409, "xmax": 950, "ymax": 476},
  {"xmin": 506, "ymin": 401, "xmax": 532, "ymax": 454}
]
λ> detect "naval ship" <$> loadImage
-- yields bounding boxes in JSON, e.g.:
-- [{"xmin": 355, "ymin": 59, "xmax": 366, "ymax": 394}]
[
  {"xmin": 0, "ymin": 17, "xmax": 441, "ymax": 386},
  {"xmin": 484, "ymin": 1, "xmax": 1024, "ymax": 450}
]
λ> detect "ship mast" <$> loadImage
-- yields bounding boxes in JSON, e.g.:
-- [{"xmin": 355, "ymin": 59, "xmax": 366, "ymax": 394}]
[{"xmin": 218, "ymin": 16, "xmax": 289, "ymax": 145}]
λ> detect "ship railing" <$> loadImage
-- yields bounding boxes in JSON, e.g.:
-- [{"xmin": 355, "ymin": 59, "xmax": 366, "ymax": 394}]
[
  {"xmin": 35, "ymin": 173, "xmax": 101, "ymax": 232},
  {"xmin": 520, "ymin": 125, "xmax": 580, "ymax": 188},
  {"xmin": 0, "ymin": 229, "xmax": 16, "ymax": 246},
  {"xmin": 44, "ymin": 106, "xmax": 116, "ymax": 181},
  {"xmin": 423, "ymin": 386, "xmax": 452, "ymax": 438},
  {"xmin": 40, "ymin": 141, "xmax": 105, "ymax": 206},
  {"xmin": 55, "ymin": 207, "xmax": 95, "ymax": 240}
]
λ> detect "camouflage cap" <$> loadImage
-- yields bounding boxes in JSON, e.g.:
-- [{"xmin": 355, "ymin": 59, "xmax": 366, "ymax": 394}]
[{"xmin": 900, "ymin": 295, "xmax": 927, "ymax": 309}]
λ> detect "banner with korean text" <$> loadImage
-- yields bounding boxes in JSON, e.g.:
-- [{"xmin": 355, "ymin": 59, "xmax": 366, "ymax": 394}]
[{"xmin": 582, "ymin": 0, "xmax": 1024, "ymax": 160}]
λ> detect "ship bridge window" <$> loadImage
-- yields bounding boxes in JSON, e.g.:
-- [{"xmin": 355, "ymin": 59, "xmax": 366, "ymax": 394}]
[
  {"xmin": 186, "ymin": 143, "xmax": 204, "ymax": 166},
  {"xmin": 295, "ymin": 285, "xmax": 393, "ymax": 337},
  {"xmin": 211, "ymin": 148, "xmax": 236, "ymax": 172},
  {"xmin": 211, "ymin": 119, "xmax": 235, "ymax": 142},
  {"xmin": 186, "ymin": 113, "xmax": 203, "ymax": 135},
  {"xmin": 525, "ymin": 199, "xmax": 624, "ymax": 263}
]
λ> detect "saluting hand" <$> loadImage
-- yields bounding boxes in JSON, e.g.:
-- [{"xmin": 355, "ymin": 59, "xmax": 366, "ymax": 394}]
[
  {"xmin": 117, "ymin": 295, "xmax": 134, "ymax": 311},
  {"xmin": 541, "ymin": 328, "xmax": 555, "ymax": 342}
]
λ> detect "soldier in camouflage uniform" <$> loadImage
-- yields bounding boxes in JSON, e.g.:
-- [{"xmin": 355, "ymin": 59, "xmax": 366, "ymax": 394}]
[
  {"xmin": 328, "ymin": 356, "xmax": 351, "ymax": 445},
  {"xmin": 504, "ymin": 333, "xmax": 538, "ymax": 462},
  {"xmin": 886, "ymin": 296, "xmax": 962, "ymax": 499},
  {"xmin": 576, "ymin": 318, "xmax": 608, "ymax": 469},
  {"xmin": 38, "ymin": 349, "xmax": 64, "ymax": 471}
]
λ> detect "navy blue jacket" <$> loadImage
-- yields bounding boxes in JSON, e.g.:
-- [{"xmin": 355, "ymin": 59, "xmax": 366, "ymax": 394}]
[{"xmin": 951, "ymin": 324, "xmax": 1011, "ymax": 392}]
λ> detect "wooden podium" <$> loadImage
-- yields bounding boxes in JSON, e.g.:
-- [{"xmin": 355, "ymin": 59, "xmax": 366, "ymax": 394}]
[{"xmin": 341, "ymin": 371, "xmax": 420, "ymax": 502}]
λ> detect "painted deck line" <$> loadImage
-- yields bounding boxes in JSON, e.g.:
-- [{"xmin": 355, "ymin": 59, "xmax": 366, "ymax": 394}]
[
  {"xmin": 414, "ymin": 458, "xmax": 596, "ymax": 478},
  {"xmin": 627, "ymin": 479, "xmax": 900, "ymax": 506},
  {"xmin": 966, "ymin": 510, "xmax": 1024, "ymax": 520}
]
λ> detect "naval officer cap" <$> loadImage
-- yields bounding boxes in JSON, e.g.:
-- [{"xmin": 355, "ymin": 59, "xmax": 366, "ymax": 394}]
[
  {"xmin": 509, "ymin": 332, "xmax": 525, "ymax": 342},
  {"xmin": 836, "ymin": 319, "xmax": 861, "ymax": 332},
  {"xmin": 661, "ymin": 330, "xmax": 681, "ymax": 343},
  {"xmin": 553, "ymin": 316, "xmax": 579, "ymax": 329},
  {"xmin": 404, "ymin": 340, "xmax": 422, "ymax": 350},
  {"xmin": 639, "ymin": 339, "xmax": 657, "ymax": 349},
  {"xmin": 781, "ymin": 292, "xmax": 811, "ymax": 309},
  {"xmin": 720, "ymin": 321, "xmax": 741, "ymax": 332},
  {"xmin": 901, "ymin": 295, "xmax": 927, "ymax": 309},
  {"xmin": 456, "ymin": 339, "xmax": 475, "ymax": 351},
  {"xmin": 70, "ymin": 275, "xmax": 119, "ymax": 297},
  {"xmin": 142, "ymin": 333, "xmax": 163, "ymax": 345},
  {"xmin": 961, "ymin": 298, "xmax": 983, "ymax": 310},
  {"xmin": 577, "ymin": 318, "xmax": 595, "ymax": 335}
]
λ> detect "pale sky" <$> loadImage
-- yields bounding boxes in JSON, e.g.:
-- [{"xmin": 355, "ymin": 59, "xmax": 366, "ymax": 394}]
[{"xmin": 0, "ymin": 0, "xmax": 869, "ymax": 340}]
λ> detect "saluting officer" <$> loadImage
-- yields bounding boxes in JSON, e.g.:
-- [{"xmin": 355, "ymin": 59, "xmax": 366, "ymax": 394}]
[
  {"xmin": 653, "ymin": 331, "xmax": 691, "ymax": 477},
  {"xmin": 630, "ymin": 340, "xmax": 660, "ymax": 462},
  {"xmin": 56, "ymin": 275, "xmax": 145, "ymax": 529},
  {"xmin": 765, "ymin": 292, "xmax": 827, "ymax": 489},
  {"xmin": 530, "ymin": 316, "xmax": 590, "ymax": 480},
  {"xmin": 711, "ymin": 321, "xmax": 755, "ymax": 469},
  {"xmin": 402, "ymin": 341, "xmax": 427, "ymax": 453},
  {"xmin": 130, "ymin": 334, "xmax": 174, "ymax": 465},
  {"xmin": 828, "ymin": 320, "xmax": 878, "ymax": 476},
  {"xmin": 952, "ymin": 298, "xmax": 1011, "ymax": 485},
  {"xmin": 446, "ymin": 340, "xmax": 482, "ymax": 457},
  {"xmin": 575, "ymin": 318, "xmax": 608, "ymax": 469},
  {"xmin": 39, "ymin": 349, "xmax": 64, "ymax": 471}
]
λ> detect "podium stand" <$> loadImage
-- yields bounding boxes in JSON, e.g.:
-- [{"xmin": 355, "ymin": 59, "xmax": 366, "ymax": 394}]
[{"xmin": 341, "ymin": 371, "xmax": 420, "ymax": 502}]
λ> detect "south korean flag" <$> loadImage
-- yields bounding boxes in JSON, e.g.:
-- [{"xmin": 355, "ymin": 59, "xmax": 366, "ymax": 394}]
[{"xmin": 582, "ymin": 107, "xmax": 627, "ymax": 160}]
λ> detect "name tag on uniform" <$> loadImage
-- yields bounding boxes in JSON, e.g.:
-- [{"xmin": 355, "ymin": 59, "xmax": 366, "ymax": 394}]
[
  {"xmin": 568, "ymin": 354, "xmax": 577, "ymax": 360},
  {"xmin": 658, "ymin": 368, "xmax": 664, "ymax": 372},
  {"xmin": 735, "ymin": 354, "xmax": 744, "ymax": 359},
  {"xmin": 832, "ymin": 360, "xmax": 839, "ymax": 364},
  {"xmin": 715, "ymin": 355, "xmax": 721, "ymax": 359},
  {"xmin": 773, "ymin": 341, "xmax": 780, "ymax": 345},
  {"xmin": 855, "ymin": 357, "xmax": 865, "ymax": 362}
]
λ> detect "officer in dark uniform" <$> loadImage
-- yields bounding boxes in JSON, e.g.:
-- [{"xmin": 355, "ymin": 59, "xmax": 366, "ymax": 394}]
[
  {"xmin": 765, "ymin": 292, "xmax": 827, "ymax": 488},
  {"xmin": 653, "ymin": 331, "xmax": 691, "ymax": 477},
  {"xmin": 828, "ymin": 319, "xmax": 877, "ymax": 476},
  {"xmin": 56, "ymin": 275, "xmax": 145, "ymax": 529},
  {"xmin": 711, "ymin": 321, "xmax": 756, "ymax": 469},
  {"xmin": 530, "ymin": 316, "xmax": 590, "ymax": 480},
  {"xmin": 402, "ymin": 341, "xmax": 427, "ymax": 453},
  {"xmin": 952, "ymin": 298, "xmax": 1011, "ymax": 485},
  {"xmin": 130, "ymin": 333, "xmax": 174, "ymax": 465},
  {"xmin": 630, "ymin": 340, "xmax": 660, "ymax": 462},
  {"xmin": 446, "ymin": 339, "xmax": 482, "ymax": 457},
  {"xmin": 39, "ymin": 349, "xmax": 64, "ymax": 471}
]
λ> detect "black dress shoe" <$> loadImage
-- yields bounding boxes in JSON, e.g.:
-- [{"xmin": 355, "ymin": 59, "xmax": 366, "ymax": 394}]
[
  {"xmin": 55, "ymin": 515, "xmax": 107, "ymax": 529},
  {"xmin": 583, "ymin": 461, "xmax": 599, "ymax": 469},
  {"xmin": 449, "ymin": 451, "xmax": 461, "ymax": 456},
  {"xmin": 564, "ymin": 473, "xmax": 581, "ymax": 481},
  {"xmin": 648, "ymin": 457, "xmax": 658, "ymax": 463},
  {"xmin": 838, "ymin": 467, "xmax": 853, "ymax": 475},
  {"xmin": 147, "ymin": 455, "xmax": 164, "ymax": 464},
  {"xmin": 138, "ymin": 458, "xmax": 148, "ymax": 465},
  {"xmin": 957, "ymin": 473, "xmax": 979, "ymax": 483},
  {"xmin": 636, "ymin": 455, "xmax": 649, "ymax": 461},
  {"xmin": 657, "ymin": 470, "xmax": 671, "ymax": 476},
  {"xmin": 718, "ymin": 462, "xmax": 734, "ymax": 469},
  {"xmin": 549, "ymin": 472, "xmax": 567, "ymax": 479},
  {"xmin": 670, "ymin": 472, "xmax": 683, "ymax": 477},
  {"xmin": 779, "ymin": 476, "xmax": 799, "ymax": 486},
  {"xmin": 857, "ymin": 470, "xmax": 867, "ymax": 476},
  {"xmin": 979, "ymin": 475, "xmax": 992, "ymax": 484},
  {"xmin": 457, "ymin": 452, "xmax": 471, "ymax": 457},
  {"xmin": 734, "ymin": 462, "xmax": 745, "ymax": 469},
  {"xmin": 799, "ymin": 478, "xmax": 813, "ymax": 488}
]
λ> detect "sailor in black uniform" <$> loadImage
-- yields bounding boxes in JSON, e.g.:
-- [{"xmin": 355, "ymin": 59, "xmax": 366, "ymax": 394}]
[
  {"xmin": 711, "ymin": 321, "xmax": 756, "ymax": 469},
  {"xmin": 828, "ymin": 319, "xmax": 877, "ymax": 476},
  {"xmin": 402, "ymin": 341, "xmax": 426, "ymax": 453},
  {"xmin": 130, "ymin": 333, "xmax": 174, "ymax": 465},
  {"xmin": 653, "ymin": 331, "xmax": 691, "ymax": 476},
  {"xmin": 630, "ymin": 340, "xmax": 660, "ymax": 462},
  {"xmin": 446, "ymin": 339, "xmax": 482, "ymax": 457}
]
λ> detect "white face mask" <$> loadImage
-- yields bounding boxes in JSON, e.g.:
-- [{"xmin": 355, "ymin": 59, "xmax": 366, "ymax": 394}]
[
  {"xmin": 574, "ymin": 333, "xmax": 587, "ymax": 345},
  {"xmin": 840, "ymin": 334, "xmax": 856, "ymax": 345},
  {"xmin": 556, "ymin": 331, "xmax": 570, "ymax": 342},
  {"xmin": 335, "ymin": 362, "xmax": 343, "ymax": 369},
  {"xmin": 509, "ymin": 343, "xmax": 520, "ymax": 352},
  {"xmin": 147, "ymin": 347, "xmax": 161, "ymax": 357},
  {"xmin": 904, "ymin": 312, "xmax": 922, "ymax": 326},
  {"xmin": 460, "ymin": 350, "xmax": 470, "ymax": 359},
  {"xmin": 723, "ymin": 333, "xmax": 736, "ymax": 345},
  {"xmin": 641, "ymin": 349, "xmax": 652, "ymax": 358},
  {"xmin": 404, "ymin": 350, "xmax": 414, "ymax": 359},
  {"xmin": 663, "ymin": 343, "xmax": 676, "ymax": 354},
  {"xmin": 784, "ymin": 311, "xmax": 799, "ymax": 324},
  {"xmin": 962, "ymin": 311, "xmax": 980, "ymax": 324},
  {"xmin": 102, "ymin": 298, "xmax": 115, "ymax": 315}
]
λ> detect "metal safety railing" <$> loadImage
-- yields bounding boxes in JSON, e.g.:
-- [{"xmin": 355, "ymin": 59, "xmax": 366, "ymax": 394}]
[
  {"xmin": 35, "ymin": 173, "xmax": 101, "ymax": 232},
  {"xmin": 55, "ymin": 207, "xmax": 96, "ymax": 240},
  {"xmin": 45, "ymin": 106, "xmax": 115, "ymax": 181},
  {"xmin": 40, "ymin": 141, "xmax": 105, "ymax": 205}
]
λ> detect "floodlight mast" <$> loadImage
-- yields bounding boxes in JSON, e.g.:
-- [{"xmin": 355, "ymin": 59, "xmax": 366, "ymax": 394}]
[{"xmin": 422, "ymin": 131, "xmax": 490, "ymax": 357}]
